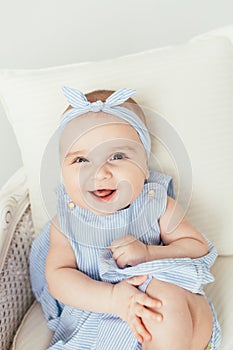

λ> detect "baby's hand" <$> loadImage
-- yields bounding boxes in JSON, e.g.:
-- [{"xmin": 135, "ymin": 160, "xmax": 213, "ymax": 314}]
[
  {"xmin": 110, "ymin": 235, "xmax": 149, "ymax": 268},
  {"xmin": 111, "ymin": 275, "xmax": 162, "ymax": 343}
]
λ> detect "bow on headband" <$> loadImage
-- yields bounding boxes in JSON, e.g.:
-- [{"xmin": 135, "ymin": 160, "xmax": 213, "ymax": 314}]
[
  {"xmin": 62, "ymin": 86, "xmax": 137, "ymax": 111},
  {"xmin": 59, "ymin": 86, "xmax": 151, "ymax": 158}
]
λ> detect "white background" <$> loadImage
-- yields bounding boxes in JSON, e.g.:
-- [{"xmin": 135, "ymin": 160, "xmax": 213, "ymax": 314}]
[{"xmin": 0, "ymin": 0, "xmax": 232, "ymax": 188}]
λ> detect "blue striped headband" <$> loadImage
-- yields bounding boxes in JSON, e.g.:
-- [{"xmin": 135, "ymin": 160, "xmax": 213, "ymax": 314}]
[{"xmin": 59, "ymin": 86, "xmax": 151, "ymax": 158}]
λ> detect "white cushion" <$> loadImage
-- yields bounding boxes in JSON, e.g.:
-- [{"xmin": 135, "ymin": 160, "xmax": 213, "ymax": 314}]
[
  {"xmin": 12, "ymin": 256, "xmax": 233, "ymax": 350},
  {"xmin": 12, "ymin": 300, "xmax": 53, "ymax": 350},
  {"xmin": 0, "ymin": 29, "xmax": 233, "ymax": 254}
]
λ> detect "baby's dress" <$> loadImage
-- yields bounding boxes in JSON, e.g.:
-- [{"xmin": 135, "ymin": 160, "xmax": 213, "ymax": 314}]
[{"xmin": 30, "ymin": 171, "xmax": 220, "ymax": 350}]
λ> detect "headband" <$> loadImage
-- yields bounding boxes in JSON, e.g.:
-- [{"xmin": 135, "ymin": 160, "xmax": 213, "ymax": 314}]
[{"xmin": 59, "ymin": 86, "xmax": 151, "ymax": 158}]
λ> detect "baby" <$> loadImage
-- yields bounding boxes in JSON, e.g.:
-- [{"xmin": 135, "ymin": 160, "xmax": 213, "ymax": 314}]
[{"xmin": 30, "ymin": 87, "xmax": 221, "ymax": 350}]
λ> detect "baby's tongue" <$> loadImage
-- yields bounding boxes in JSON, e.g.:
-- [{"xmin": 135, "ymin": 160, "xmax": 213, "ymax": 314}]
[{"xmin": 94, "ymin": 189, "xmax": 113, "ymax": 197}]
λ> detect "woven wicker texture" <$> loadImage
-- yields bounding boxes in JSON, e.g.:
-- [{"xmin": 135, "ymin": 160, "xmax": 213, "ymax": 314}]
[{"xmin": 0, "ymin": 206, "xmax": 35, "ymax": 350}]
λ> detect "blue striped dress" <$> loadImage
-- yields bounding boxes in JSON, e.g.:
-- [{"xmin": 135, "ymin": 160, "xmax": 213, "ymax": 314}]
[{"xmin": 30, "ymin": 171, "xmax": 221, "ymax": 349}]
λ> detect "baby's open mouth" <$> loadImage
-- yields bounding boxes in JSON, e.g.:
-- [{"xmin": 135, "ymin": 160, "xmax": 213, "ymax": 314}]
[{"xmin": 90, "ymin": 189, "xmax": 116, "ymax": 201}]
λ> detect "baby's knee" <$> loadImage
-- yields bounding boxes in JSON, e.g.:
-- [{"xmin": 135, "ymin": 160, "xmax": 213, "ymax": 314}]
[
  {"xmin": 142, "ymin": 278, "xmax": 193, "ymax": 348},
  {"xmin": 142, "ymin": 278, "xmax": 212, "ymax": 350},
  {"xmin": 146, "ymin": 277, "xmax": 188, "ymax": 307}
]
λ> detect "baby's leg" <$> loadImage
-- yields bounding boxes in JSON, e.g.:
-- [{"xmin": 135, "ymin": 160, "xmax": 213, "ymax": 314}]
[{"xmin": 142, "ymin": 278, "xmax": 213, "ymax": 350}]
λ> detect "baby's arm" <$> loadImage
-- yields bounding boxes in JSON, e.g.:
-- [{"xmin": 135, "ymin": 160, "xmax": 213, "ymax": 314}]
[
  {"xmin": 110, "ymin": 196, "xmax": 209, "ymax": 267},
  {"xmin": 150, "ymin": 196, "xmax": 209, "ymax": 259},
  {"xmin": 45, "ymin": 217, "xmax": 162, "ymax": 343}
]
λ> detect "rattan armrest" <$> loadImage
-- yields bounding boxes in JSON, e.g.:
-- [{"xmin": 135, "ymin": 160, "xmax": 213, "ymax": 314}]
[{"xmin": 0, "ymin": 168, "xmax": 35, "ymax": 350}]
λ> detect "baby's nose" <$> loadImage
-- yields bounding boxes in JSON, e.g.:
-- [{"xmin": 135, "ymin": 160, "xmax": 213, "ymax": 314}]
[{"xmin": 95, "ymin": 163, "xmax": 112, "ymax": 180}]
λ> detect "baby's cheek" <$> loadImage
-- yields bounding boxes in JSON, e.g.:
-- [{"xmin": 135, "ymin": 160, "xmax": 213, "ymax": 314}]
[{"xmin": 116, "ymin": 180, "xmax": 133, "ymax": 202}]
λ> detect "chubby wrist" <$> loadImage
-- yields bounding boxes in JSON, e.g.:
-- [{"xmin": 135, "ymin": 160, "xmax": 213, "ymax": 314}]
[
  {"xmin": 146, "ymin": 244, "xmax": 171, "ymax": 261},
  {"xmin": 145, "ymin": 244, "xmax": 151, "ymax": 262},
  {"xmin": 146, "ymin": 245, "xmax": 155, "ymax": 261},
  {"xmin": 109, "ymin": 283, "xmax": 121, "ymax": 316}
]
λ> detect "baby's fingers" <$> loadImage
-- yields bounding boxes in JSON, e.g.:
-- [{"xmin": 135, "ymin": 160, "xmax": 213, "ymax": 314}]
[
  {"xmin": 130, "ymin": 316, "xmax": 152, "ymax": 343},
  {"xmin": 135, "ymin": 302, "xmax": 163, "ymax": 322},
  {"xmin": 134, "ymin": 292, "xmax": 162, "ymax": 310}
]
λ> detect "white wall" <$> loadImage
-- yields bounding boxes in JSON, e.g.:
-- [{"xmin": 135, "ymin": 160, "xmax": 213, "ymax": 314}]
[{"xmin": 0, "ymin": 0, "xmax": 232, "ymax": 188}]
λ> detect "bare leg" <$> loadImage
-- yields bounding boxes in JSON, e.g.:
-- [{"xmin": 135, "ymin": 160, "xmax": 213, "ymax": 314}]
[{"xmin": 142, "ymin": 278, "xmax": 213, "ymax": 350}]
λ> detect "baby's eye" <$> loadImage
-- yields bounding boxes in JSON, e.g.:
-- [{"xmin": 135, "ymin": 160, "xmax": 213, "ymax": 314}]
[
  {"xmin": 109, "ymin": 152, "xmax": 127, "ymax": 161},
  {"xmin": 74, "ymin": 157, "xmax": 89, "ymax": 163}
]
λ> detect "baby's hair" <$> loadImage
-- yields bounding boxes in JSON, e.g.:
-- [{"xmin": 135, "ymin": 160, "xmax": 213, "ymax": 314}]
[{"xmin": 63, "ymin": 89, "xmax": 147, "ymax": 125}]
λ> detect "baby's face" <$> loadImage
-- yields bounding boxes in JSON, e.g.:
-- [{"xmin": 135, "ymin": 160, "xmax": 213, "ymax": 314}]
[{"xmin": 60, "ymin": 113, "xmax": 149, "ymax": 215}]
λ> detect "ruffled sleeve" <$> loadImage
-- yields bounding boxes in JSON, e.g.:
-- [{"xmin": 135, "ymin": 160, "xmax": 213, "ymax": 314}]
[{"xmin": 99, "ymin": 235, "xmax": 217, "ymax": 295}]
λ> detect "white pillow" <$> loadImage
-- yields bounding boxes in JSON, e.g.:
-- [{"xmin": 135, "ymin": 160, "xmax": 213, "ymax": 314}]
[
  {"xmin": 0, "ymin": 33, "xmax": 233, "ymax": 255},
  {"xmin": 190, "ymin": 24, "xmax": 233, "ymax": 44}
]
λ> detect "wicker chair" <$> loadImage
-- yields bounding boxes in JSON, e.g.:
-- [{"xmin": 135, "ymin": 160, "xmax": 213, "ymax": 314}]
[
  {"xmin": 0, "ymin": 168, "xmax": 233, "ymax": 350},
  {"xmin": 0, "ymin": 168, "xmax": 53, "ymax": 350}
]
